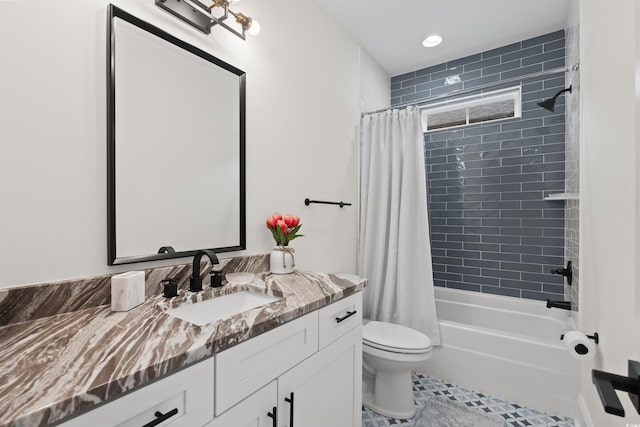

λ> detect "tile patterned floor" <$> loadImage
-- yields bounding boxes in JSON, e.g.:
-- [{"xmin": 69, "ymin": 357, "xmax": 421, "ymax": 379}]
[{"xmin": 362, "ymin": 373, "xmax": 575, "ymax": 427}]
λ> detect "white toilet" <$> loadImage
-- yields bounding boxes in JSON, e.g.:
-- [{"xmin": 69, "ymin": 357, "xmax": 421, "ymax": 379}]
[{"xmin": 362, "ymin": 320, "xmax": 433, "ymax": 419}]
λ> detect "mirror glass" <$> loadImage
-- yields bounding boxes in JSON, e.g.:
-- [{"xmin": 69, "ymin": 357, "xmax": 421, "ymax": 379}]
[{"xmin": 108, "ymin": 5, "xmax": 245, "ymax": 265}]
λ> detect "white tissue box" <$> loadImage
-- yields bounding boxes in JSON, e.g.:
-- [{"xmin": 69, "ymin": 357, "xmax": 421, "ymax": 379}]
[{"xmin": 111, "ymin": 271, "xmax": 145, "ymax": 311}]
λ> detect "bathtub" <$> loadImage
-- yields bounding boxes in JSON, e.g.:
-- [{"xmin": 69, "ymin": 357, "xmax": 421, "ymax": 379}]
[{"xmin": 421, "ymin": 287, "xmax": 580, "ymax": 419}]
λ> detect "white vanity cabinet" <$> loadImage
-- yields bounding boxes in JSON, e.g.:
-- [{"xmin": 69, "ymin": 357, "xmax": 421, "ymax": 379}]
[
  {"xmin": 57, "ymin": 357, "xmax": 215, "ymax": 427},
  {"xmin": 55, "ymin": 292, "xmax": 362, "ymax": 427}
]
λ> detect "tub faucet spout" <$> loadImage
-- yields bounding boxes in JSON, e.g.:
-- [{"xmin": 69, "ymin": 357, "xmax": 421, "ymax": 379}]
[{"xmin": 546, "ymin": 300, "xmax": 571, "ymax": 310}]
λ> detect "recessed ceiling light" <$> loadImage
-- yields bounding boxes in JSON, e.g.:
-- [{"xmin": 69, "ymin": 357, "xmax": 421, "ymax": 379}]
[{"xmin": 422, "ymin": 34, "xmax": 443, "ymax": 48}]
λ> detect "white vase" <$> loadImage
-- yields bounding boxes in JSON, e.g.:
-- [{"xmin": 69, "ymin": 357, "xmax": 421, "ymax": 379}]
[{"xmin": 270, "ymin": 246, "xmax": 295, "ymax": 274}]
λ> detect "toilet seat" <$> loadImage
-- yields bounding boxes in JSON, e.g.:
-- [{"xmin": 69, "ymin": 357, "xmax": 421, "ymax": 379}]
[{"xmin": 363, "ymin": 321, "xmax": 432, "ymax": 354}]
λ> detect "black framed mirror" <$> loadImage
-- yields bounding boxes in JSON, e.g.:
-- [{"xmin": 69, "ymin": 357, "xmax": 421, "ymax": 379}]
[{"xmin": 107, "ymin": 5, "xmax": 246, "ymax": 265}]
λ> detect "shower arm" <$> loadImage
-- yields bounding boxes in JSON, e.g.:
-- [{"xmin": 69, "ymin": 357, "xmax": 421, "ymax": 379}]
[{"xmin": 551, "ymin": 86, "xmax": 572, "ymax": 101}]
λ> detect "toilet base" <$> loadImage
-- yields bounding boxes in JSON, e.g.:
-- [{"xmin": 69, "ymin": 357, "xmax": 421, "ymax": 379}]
[{"xmin": 362, "ymin": 369, "xmax": 417, "ymax": 419}]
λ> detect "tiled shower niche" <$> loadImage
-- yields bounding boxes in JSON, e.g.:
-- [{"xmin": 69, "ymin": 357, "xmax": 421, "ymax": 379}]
[{"xmin": 391, "ymin": 31, "xmax": 567, "ymax": 301}]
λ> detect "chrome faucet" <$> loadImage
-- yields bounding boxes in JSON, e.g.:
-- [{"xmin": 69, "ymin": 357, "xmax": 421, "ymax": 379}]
[{"xmin": 189, "ymin": 250, "xmax": 219, "ymax": 292}]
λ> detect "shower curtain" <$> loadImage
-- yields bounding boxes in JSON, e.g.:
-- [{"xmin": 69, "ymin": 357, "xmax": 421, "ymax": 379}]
[{"xmin": 359, "ymin": 107, "xmax": 440, "ymax": 344}]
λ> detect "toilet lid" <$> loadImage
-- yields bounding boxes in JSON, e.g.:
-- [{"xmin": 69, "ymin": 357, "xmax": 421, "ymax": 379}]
[{"xmin": 363, "ymin": 321, "xmax": 432, "ymax": 353}]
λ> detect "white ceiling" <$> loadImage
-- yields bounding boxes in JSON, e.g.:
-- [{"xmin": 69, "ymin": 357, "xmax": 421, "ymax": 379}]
[{"xmin": 315, "ymin": 0, "xmax": 571, "ymax": 77}]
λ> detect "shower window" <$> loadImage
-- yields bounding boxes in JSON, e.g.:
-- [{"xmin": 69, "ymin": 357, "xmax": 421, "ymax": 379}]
[
  {"xmin": 421, "ymin": 86, "xmax": 521, "ymax": 132},
  {"xmin": 427, "ymin": 109, "xmax": 467, "ymax": 130}
]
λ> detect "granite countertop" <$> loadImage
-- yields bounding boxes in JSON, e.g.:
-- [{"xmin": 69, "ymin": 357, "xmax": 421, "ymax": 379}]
[{"xmin": 0, "ymin": 270, "xmax": 367, "ymax": 427}]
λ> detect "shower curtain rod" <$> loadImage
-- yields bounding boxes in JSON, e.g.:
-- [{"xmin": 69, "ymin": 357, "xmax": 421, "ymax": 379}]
[{"xmin": 361, "ymin": 63, "xmax": 579, "ymax": 116}]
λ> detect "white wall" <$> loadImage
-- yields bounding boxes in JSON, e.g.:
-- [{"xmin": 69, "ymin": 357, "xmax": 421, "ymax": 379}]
[
  {"xmin": 0, "ymin": 0, "xmax": 360, "ymax": 288},
  {"xmin": 358, "ymin": 48, "xmax": 390, "ymax": 113},
  {"xmin": 637, "ymin": 0, "xmax": 640, "ymax": 361},
  {"xmin": 579, "ymin": 0, "xmax": 640, "ymax": 423}
]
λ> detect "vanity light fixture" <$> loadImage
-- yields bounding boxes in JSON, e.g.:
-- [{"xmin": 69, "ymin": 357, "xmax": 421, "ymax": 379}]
[
  {"xmin": 422, "ymin": 34, "xmax": 443, "ymax": 47},
  {"xmin": 155, "ymin": 0, "xmax": 260, "ymax": 40}
]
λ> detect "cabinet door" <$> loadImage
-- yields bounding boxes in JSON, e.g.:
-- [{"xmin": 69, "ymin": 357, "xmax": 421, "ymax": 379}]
[
  {"xmin": 205, "ymin": 381, "xmax": 277, "ymax": 427},
  {"xmin": 277, "ymin": 326, "xmax": 362, "ymax": 427}
]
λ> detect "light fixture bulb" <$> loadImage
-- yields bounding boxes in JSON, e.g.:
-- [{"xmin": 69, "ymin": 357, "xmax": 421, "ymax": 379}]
[
  {"xmin": 422, "ymin": 34, "xmax": 443, "ymax": 47},
  {"xmin": 248, "ymin": 19, "xmax": 260, "ymax": 35}
]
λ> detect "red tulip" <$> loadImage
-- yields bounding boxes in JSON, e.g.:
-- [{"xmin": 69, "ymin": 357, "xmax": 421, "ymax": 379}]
[
  {"xmin": 265, "ymin": 212, "xmax": 302, "ymax": 246},
  {"xmin": 284, "ymin": 214, "xmax": 295, "ymax": 227},
  {"xmin": 277, "ymin": 219, "xmax": 288, "ymax": 233}
]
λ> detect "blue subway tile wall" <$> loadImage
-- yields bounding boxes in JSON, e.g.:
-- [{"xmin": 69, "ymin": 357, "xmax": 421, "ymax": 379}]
[{"xmin": 391, "ymin": 30, "xmax": 566, "ymax": 301}]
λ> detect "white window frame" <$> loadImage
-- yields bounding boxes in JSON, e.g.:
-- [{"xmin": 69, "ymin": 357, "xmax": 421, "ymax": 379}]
[{"xmin": 421, "ymin": 86, "xmax": 522, "ymax": 132}]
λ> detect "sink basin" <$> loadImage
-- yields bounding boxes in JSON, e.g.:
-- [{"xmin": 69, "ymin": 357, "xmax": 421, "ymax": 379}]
[{"xmin": 164, "ymin": 291, "xmax": 281, "ymax": 326}]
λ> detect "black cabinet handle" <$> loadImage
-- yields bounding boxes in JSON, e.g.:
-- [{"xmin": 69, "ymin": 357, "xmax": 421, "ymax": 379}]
[
  {"xmin": 335, "ymin": 310, "xmax": 357, "ymax": 323},
  {"xmin": 267, "ymin": 406, "xmax": 277, "ymax": 427},
  {"xmin": 285, "ymin": 392, "xmax": 295, "ymax": 427},
  {"xmin": 141, "ymin": 408, "xmax": 178, "ymax": 427}
]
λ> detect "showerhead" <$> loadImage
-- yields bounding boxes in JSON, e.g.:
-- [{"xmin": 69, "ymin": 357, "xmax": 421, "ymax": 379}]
[
  {"xmin": 537, "ymin": 98, "xmax": 557, "ymax": 112},
  {"xmin": 537, "ymin": 85, "xmax": 573, "ymax": 112}
]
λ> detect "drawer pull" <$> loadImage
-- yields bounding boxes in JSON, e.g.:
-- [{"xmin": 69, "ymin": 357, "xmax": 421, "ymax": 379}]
[
  {"xmin": 285, "ymin": 392, "xmax": 295, "ymax": 427},
  {"xmin": 141, "ymin": 408, "xmax": 178, "ymax": 427},
  {"xmin": 267, "ymin": 406, "xmax": 277, "ymax": 427},
  {"xmin": 335, "ymin": 310, "xmax": 357, "ymax": 323}
]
